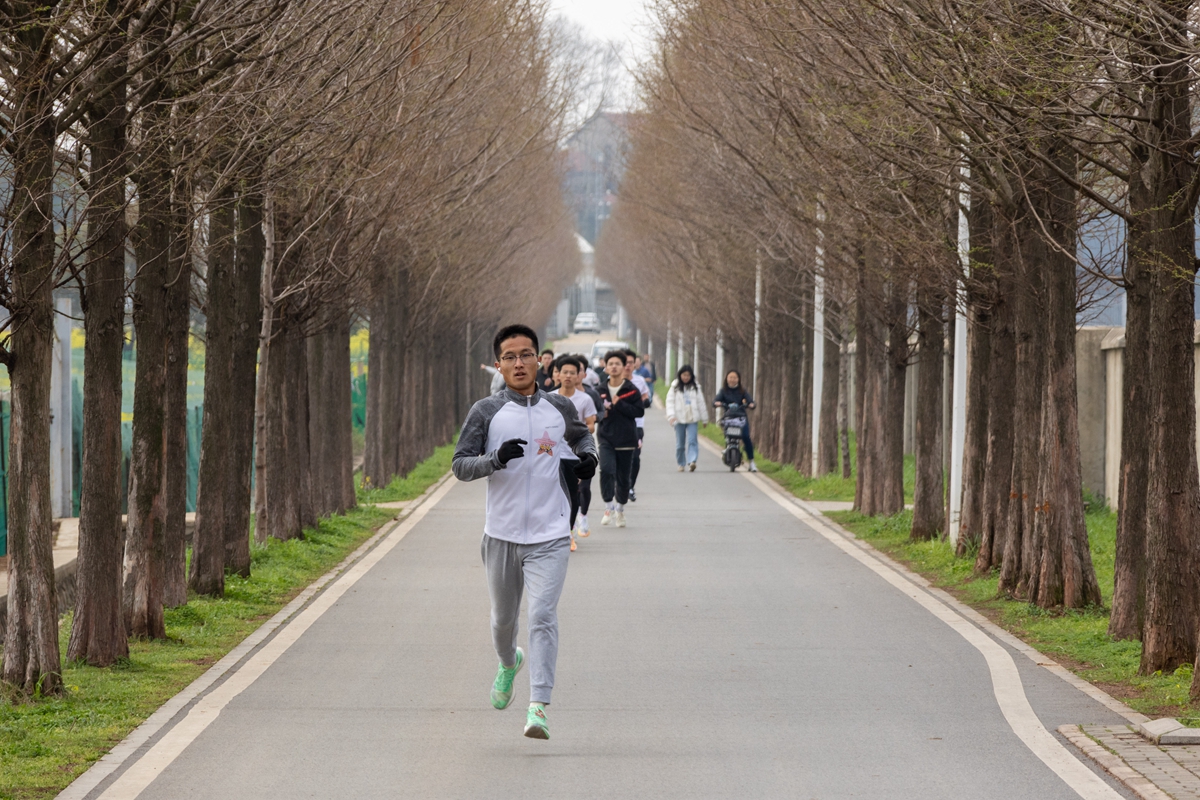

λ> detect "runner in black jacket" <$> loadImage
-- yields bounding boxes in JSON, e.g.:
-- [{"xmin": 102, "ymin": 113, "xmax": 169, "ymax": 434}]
[{"xmin": 597, "ymin": 350, "xmax": 643, "ymax": 527}]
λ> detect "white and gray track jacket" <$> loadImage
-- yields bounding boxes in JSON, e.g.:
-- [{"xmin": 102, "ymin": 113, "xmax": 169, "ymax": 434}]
[{"xmin": 453, "ymin": 387, "xmax": 598, "ymax": 545}]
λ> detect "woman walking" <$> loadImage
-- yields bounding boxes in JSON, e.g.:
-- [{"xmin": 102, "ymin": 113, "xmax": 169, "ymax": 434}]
[{"xmin": 665, "ymin": 365, "xmax": 709, "ymax": 472}]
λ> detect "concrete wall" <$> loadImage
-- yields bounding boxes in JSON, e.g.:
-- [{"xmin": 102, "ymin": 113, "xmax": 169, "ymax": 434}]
[
  {"xmin": 1097, "ymin": 323, "xmax": 1200, "ymax": 510},
  {"xmin": 1102, "ymin": 330, "xmax": 1124, "ymax": 506},
  {"xmin": 1075, "ymin": 327, "xmax": 1109, "ymax": 500}
]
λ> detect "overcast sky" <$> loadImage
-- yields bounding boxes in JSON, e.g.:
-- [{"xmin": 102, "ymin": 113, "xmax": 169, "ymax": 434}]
[{"xmin": 548, "ymin": 0, "xmax": 655, "ymax": 65}]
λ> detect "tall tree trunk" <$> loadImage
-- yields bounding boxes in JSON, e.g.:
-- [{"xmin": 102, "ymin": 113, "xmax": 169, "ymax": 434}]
[
  {"xmin": 882, "ymin": 279, "xmax": 908, "ymax": 515},
  {"xmin": 189, "ymin": 190, "xmax": 236, "ymax": 596},
  {"xmin": 1138, "ymin": 10, "xmax": 1200, "ymax": 671},
  {"xmin": 976, "ymin": 212, "xmax": 1017, "ymax": 574},
  {"xmin": 1145, "ymin": 240, "xmax": 1199, "ymax": 673},
  {"xmin": 68, "ymin": 8, "xmax": 130, "ymax": 664},
  {"xmin": 817, "ymin": 294, "xmax": 840, "ymax": 475},
  {"xmin": 363, "ymin": 264, "xmax": 407, "ymax": 487},
  {"xmin": 997, "ymin": 202, "xmax": 1046, "ymax": 598},
  {"xmin": 2, "ymin": 62, "xmax": 62, "ymax": 695},
  {"xmin": 1025, "ymin": 150, "xmax": 1103, "ymax": 609},
  {"xmin": 855, "ymin": 244, "xmax": 889, "ymax": 515},
  {"xmin": 263, "ymin": 318, "xmax": 311, "ymax": 542},
  {"xmin": 1109, "ymin": 236, "xmax": 1151, "ymax": 640},
  {"xmin": 295, "ymin": 329, "xmax": 317, "ymax": 532},
  {"xmin": 123, "ymin": 164, "xmax": 172, "ymax": 640},
  {"xmin": 796, "ymin": 277, "xmax": 815, "ymax": 474},
  {"xmin": 911, "ymin": 287, "xmax": 944, "ymax": 541},
  {"xmin": 1109, "ymin": 85, "xmax": 1159, "ymax": 642},
  {"xmin": 162, "ymin": 212, "xmax": 190, "ymax": 609},
  {"xmin": 227, "ymin": 189, "xmax": 264, "ymax": 571},
  {"xmin": 956, "ymin": 197, "xmax": 994, "ymax": 556}
]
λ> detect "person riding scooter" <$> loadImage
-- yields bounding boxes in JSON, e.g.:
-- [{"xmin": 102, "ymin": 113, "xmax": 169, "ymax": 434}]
[{"xmin": 713, "ymin": 369, "xmax": 757, "ymax": 472}]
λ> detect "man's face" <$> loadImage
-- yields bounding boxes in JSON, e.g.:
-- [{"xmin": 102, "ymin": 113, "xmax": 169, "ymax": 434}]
[
  {"xmin": 605, "ymin": 356, "xmax": 625, "ymax": 379},
  {"xmin": 634, "ymin": 357, "xmax": 642, "ymax": 370},
  {"xmin": 552, "ymin": 366, "xmax": 561, "ymax": 386},
  {"xmin": 496, "ymin": 336, "xmax": 538, "ymax": 392},
  {"xmin": 560, "ymin": 365, "xmax": 578, "ymax": 389},
  {"xmin": 623, "ymin": 357, "xmax": 635, "ymax": 379},
  {"xmin": 540, "ymin": 353, "xmax": 553, "ymax": 371}
]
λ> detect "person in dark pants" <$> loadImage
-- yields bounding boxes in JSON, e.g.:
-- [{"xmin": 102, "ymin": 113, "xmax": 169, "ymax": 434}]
[
  {"xmin": 553, "ymin": 355, "xmax": 597, "ymax": 550},
  {"xmin": 623, "ymin": 349, "xmax": 651, "ymax": 501},
  {"xmin": 597, "ymin": 350, "xmax": 643, "ymax": 527},
  {"xmin": 713, "ymin": 369, "xmax": 758, "ymax": 472}
]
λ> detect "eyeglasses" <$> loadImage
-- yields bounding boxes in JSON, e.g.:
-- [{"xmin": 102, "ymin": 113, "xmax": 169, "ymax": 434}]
[{"xmin": 499, "ymin": 352, "xmax": 538, "ymax": 365}]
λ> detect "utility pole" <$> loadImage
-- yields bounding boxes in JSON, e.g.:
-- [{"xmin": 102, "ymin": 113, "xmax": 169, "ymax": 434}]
[
  {"xmin": 753, "ymin": 253, "xmax": 762, "ymax": 399},
  {"xmin": 715, "ymin": 328, "xmax": 724, "ymax": 398},
  {"xmin": 949, "ymin": 168, "xmax": 970, "ymax": 545},
  {"xmin": 811, "ymin": 201, "xmax": 826, "ymax": 474}
]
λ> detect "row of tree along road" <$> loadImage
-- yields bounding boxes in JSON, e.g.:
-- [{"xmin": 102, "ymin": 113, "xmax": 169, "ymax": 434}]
[
  {"xmin": 1, "ymin": 0, "xmax": 584, "ymax": 698},
  {"xmin": 597, "ymin": 1, "xmax": 1200, "ymax": 693}
]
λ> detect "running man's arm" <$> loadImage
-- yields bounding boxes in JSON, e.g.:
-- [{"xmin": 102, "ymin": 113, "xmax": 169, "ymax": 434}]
[{"xmin": 452, "ymin": 398, "xmax": 505, "ymax": 481}]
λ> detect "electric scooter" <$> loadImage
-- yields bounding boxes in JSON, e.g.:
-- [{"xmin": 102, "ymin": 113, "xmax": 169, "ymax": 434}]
[{"xmin": 719, "ymin": 402, "xmax": 748, "ymax": 471}]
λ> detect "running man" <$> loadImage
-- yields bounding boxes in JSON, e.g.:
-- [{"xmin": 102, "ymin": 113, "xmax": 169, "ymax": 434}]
[
  {"xmin": 624, "ymin": 349, "xmax": 651, "ymax": 502},
  {"xmin": 598, "ymin": 349, "xmax": 644, "ymax": 526},
  {"xmin": 553, "ymin": 356, "xmax": 598, "ymax": 545},
  {"xmin": 452, "ymin": 324, "xmax": 598, "ymax": 739}
]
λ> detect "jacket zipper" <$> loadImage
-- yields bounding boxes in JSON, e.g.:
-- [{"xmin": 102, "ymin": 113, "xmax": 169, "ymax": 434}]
[{"xmin": 524, "ymin": 393, "xmax": 532, "ymax": 542}]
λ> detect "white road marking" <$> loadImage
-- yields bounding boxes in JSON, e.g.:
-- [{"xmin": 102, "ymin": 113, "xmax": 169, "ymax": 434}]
[
  {"xmin": 695, "ymin": 433, "xmax": 1123, "ymax": 800},
  {"xmin": 78, "ymin": 475, "xmax": 459, "ymax": 800}
]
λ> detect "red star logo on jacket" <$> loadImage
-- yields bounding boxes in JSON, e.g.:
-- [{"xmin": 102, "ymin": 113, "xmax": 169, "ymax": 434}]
[{"xmin": 535, "ymin": 431, "xmax": 556, "ymax": 456}]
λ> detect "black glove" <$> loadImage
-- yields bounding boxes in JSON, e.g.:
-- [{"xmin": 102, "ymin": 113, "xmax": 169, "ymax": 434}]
[
  {"xmin": 497, "ymin": 438, "xmax": 527, "ymax": 465},
  {"xmin": 573, "ymin": 453, "xmax": 597, "ymax": 480}
]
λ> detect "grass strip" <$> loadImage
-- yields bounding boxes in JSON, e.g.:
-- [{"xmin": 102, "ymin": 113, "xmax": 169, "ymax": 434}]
[
  {"xmin": 357, "ymin": 439, "xmax": 456, "ymax": 504},
  {"xmin": 699, "ymin": 423, "xmax": 914, "ymax": 503},
  {"xmin": 2, "ymin": 449, "xmax": 450, "ymax": 800},
  {"xmin": 825, "ymin": 507, "xmax": 1195, "ymax": 719}
]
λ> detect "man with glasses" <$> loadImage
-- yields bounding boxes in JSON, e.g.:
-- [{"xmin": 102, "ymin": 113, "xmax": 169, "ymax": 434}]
[{"xmin": 452, "ymin": 324, "xmax": 597, "ymax": 740}]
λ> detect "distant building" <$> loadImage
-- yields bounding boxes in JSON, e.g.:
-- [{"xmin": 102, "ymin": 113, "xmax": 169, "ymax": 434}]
[
  {"xmin": 543, "ymin": 112, "xmax": 633, "ymax": 340},
  {"xmin": 563, "ymin": 112, "xmax": 631, "ymax": 246}
]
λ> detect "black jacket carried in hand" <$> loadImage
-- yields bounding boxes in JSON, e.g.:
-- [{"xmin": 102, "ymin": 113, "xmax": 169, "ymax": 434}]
[{"xmin": 598, "ymin": 379, "xmax": 644, "ymax": 448}]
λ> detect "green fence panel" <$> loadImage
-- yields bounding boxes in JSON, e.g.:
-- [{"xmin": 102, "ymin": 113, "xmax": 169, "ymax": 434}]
[
  {"xmin": 351, "ymin": 373, "xmax": 367, "ymax": 431},
  {"xmin": 0, "ymin": 400, "xmax": 8, "ymax": 557},
  {"xmin": 187, "ymin": 405, "xmax": 202, "ymax": 512}
]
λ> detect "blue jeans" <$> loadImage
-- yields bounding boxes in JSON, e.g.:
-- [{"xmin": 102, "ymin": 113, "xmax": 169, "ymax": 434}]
[{"xmin": 674, "ymin": 422, "xmax": 699, "ymax": 466}]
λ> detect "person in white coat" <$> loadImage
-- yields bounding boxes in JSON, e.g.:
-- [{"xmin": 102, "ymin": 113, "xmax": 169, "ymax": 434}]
[{"xmin": 665, "ymin": 364, "xmax": 709, "ymax": 472}]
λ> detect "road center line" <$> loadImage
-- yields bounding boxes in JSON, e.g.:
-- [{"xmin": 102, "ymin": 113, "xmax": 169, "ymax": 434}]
[
  {"xmin": 698, "ymin": 435, "xmax": 1123, "ymax": 800},
  {"xmin": 80, "ymin": 476, "xmax": 459, "ymax": 800}
]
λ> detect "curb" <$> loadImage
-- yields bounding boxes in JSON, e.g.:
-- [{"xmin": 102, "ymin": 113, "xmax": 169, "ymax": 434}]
[
  {"xmin": 1058, "ymin": 725, "xmax": 1174, "ymax": 800},
  {"xmin": 56, "ymin": 471, "xmax": 454, "ymax": 800}
]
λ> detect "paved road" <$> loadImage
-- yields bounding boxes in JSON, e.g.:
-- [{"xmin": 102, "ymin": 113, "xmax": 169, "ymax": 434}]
[{"xmin": 88, "ymin": 412, "xmax": 1136, "ymax": 799}]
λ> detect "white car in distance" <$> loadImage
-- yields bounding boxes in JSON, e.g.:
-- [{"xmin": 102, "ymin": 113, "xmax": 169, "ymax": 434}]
[
  {"xmin": 573, "ymin": 312, "xmax": 601, "ymax": 334},
  {"xmin": 589, "ymin": 340, "xmax": 630, "ymax": 369}
]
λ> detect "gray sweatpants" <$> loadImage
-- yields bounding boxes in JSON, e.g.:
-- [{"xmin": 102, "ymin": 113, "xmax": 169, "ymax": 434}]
[{"xmin": 481, "ymin": 534, "xmax": 571, "ymax": 705}]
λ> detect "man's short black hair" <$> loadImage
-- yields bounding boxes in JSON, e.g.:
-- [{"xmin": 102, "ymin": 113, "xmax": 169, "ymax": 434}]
[
  {"xmin": 557, "ymin": 355, "xmax": 580, "ymax": 373},
  {"xmin": 603, "ymin": 349, "xmax": 627, "ymax": 365},
  {"xmin": 623, "ymin": 348, "xmax": 638, "ymax": 364},
  {"xmin": 493, "ymin": 324, "xmax": 539, "ymax": 358},
  {"xmin": 541, "ymin": 348, "xmax": 555, "ymax": 357}
]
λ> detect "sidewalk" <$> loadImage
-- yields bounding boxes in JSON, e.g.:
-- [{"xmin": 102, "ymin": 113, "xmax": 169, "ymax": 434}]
[{"xmin": 1061, "ymin": 724, "xmax": 1200, "ymax": 800}]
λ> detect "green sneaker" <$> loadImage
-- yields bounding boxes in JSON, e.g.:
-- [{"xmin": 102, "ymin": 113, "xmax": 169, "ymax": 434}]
[
  {"xmin": 490, "ymin": 647, "xmax": 524, "ymax": 710},
  {"xmin": 524, "ymin": 703, "xmax": 550, "ymax": 739}
]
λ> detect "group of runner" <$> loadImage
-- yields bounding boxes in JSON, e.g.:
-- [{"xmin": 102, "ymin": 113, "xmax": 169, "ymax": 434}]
[
  {"xmin": 453, "ymin": 322, "xmax": 753, "ymax": 741},
  {"xmin": 532, "ymin": 344, "xmax": 654, "ymax": 546}
]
